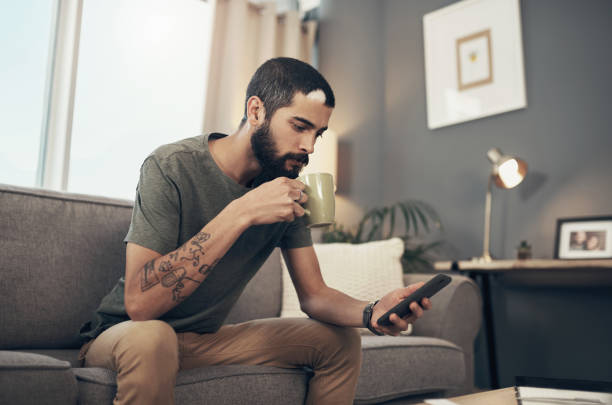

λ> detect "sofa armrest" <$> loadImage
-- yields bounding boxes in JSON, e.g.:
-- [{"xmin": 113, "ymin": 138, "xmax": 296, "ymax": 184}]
[
  {"xmin": 403, "ymin": 273, "xmax": 482, "ymax": 392},
  {"xmin": 0, "ymin": 351, "xmax": 78, "ymax": 404},
  {"xmin": 403, "ymin": 273, "xmax": 482, "ymax": 345}
]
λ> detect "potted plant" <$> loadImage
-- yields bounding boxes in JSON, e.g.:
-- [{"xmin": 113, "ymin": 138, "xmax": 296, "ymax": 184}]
[{"xmin": 321, "ymin": 200, "xmax": 443, "ymax": 273}]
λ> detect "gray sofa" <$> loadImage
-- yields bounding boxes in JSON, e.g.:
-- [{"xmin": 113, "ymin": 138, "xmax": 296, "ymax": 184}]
[{"xmin": 0, "ymin": 183, "xmax": 482, "ymax": 404}]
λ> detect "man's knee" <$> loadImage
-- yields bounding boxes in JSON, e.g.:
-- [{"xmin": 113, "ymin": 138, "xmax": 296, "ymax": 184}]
[
  {"xmin": 335, "ymin": 326, "xmax": 362, "ymax": 361},
  {"xmin": 100, "ymin": 321, "xmax": 179, "ymax": 403},
  {"xmin": 310, "ymin": 322, "xmax": 362, "ymax": 366},
  {"xmin": 114, "ymin": 320, "xmax": 179, "ymax": 369}
]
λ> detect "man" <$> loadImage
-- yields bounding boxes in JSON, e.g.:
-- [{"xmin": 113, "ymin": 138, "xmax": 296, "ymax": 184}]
[{"xmin": 79, "ymin": 57, "xmax": 432, "ymax": 405}]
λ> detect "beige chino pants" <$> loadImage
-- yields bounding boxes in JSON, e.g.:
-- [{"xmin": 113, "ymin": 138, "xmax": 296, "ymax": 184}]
[{"xmin": 80, "ymin": 318, "xmax": 362, "ymax": 405}]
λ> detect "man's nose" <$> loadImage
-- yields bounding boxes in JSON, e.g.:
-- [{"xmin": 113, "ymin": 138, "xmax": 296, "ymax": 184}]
[{"xmin": 299, "ymin": 134, "xmax": 316, "ymax": 154}]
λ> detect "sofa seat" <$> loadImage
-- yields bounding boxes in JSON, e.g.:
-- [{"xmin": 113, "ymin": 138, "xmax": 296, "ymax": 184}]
[
  {"xmin": 73, "ymin": 365, "xmax": 309, "ymax": 405},
  {"xmin": 21, "ymin": 349, "xmax": 82, "ymax": 367},
  {"xmin": 14, "ymin": 350, "xmax": 308, "ymax": 405},
  {"xmin": 356, "ymin": 336, "xmax": 465, "ymax": 404},
  {"xmin": 15, "ymin": 335, "xmax": 464, "ymax": 405}
]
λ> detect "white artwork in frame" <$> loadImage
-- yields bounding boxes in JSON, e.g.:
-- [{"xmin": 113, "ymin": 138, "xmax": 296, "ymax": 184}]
[
  {"xmin": 423, "ymin": 0, "xmax": 527, "ymax": 129},
  {"xmin": 456, "ymin": 29, "xmax": 493, "ymax": 91}
]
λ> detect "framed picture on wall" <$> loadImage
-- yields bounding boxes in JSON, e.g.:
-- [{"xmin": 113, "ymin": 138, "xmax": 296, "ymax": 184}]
[
  {"xmin": 423, "ymin": 0, "xmax": 527, "ymax": 129},
  {"xmin": 554, "ymin": 216, "xmax": 612, "ymax": 259},
  {"xmin": 456, "ymin": 29, "xmax": 493, "ymax": 91}
]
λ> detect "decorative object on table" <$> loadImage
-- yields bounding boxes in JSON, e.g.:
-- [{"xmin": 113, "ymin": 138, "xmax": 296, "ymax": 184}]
[
  {"xmin": 516, "ymin": 240, "xmax": 532, "ymax": 260},
  {"xmin": 279, "ymin": 238, "xmax": 413, "ymax": 335},
  {"xmin": 321, "ymin": 200, "xmax": 443, "ymax": 273},
  {"xmin": 475, "ymin": 147, "xmax": 527, "ymax": 262},
  {"xmin": 423, "ymin": 0, "xmax": 527, "ymax": 129},
  {"xmin": 554, "ymin": 216, "xmax": 612, "ymax": 259}
]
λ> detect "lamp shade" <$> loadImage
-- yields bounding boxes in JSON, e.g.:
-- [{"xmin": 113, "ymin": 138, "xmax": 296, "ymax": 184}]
[
  {"xmin": 487, "ymin": 147, "xmax": 527, "ymax": 189},
  {"xmin": 302, "ymin": 129, "xmax": 338, "ymax": 182}
]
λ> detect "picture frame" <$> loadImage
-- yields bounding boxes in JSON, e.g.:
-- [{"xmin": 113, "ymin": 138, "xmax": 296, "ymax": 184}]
[
  {"xmin": 554, "ymin": 216, "xmax": 612, "ymax": 259},
  {"xmin": 423, "ymin": 0, "xmax": 527, "ymax": 129},
  {"xmin": 456, "ymin": 29, "xmax": 493, "ymax": 91}
]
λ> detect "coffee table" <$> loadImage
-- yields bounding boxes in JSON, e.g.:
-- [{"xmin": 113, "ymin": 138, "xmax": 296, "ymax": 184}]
[
  {"xmin": 418, "ymin": 384, "xmax": 612, "ymax": 405},
  {"xmin": 416, "ymin": 387, "xmax": 517, "ymax": 405}
]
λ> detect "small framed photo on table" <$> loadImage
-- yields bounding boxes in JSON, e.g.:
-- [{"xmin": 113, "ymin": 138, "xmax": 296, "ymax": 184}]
[{"xmin": 554, "ymin": 216, "xmax": 612, "ymax": 259}]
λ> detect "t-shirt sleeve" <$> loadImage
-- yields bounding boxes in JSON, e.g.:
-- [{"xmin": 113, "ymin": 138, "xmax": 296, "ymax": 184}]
[
  {"xmin": 124, "ymin": 156, "xmax": 180, "ymax": 254},
  {"xmin": 278, "ymin": 216, "xmax": 313, "ymax": 249}
]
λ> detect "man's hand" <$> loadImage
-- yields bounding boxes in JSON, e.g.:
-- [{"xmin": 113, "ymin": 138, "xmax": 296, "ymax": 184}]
[
  {"xmin": 234, "ymin": 177, "xmax": 308, "ymax": 226},
  {"xmin": 370, "ymin": 283, "xmax": 432, "ymax": 336}
]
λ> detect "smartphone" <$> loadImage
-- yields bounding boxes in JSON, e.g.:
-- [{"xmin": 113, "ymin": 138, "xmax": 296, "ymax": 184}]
[{"xmin": 376, "ymin": 274, "xmax": 451, "ymax": 326}]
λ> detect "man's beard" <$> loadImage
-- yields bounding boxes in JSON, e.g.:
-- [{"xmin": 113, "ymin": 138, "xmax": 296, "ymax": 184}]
[{"xmin": 251, "ymin": 121, "xmax": 309, "ymax": 180}]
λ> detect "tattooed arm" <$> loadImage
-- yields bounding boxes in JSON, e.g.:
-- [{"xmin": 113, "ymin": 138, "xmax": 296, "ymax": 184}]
[
  {"xmin": 124, "ymin": 176, "xmax": 307, "ymax": 321},
  {"xmin": 124, "ymin": 201, "xmax": 249, "ymax": 321}
]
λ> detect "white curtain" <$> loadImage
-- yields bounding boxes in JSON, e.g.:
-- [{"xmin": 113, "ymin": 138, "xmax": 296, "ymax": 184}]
[{"xmin": 203, "ymin": 0, "xmax": 318, "ymax": 134}]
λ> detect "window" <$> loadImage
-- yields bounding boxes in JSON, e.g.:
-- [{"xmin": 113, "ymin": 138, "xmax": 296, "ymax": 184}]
[
  {"xmin": 1, "ymin": 0, "xmax": 214, "ymax": 199},
  {"xmin": 0, "ymin": 1, "xmax": 57, "ymax": 187},
  {"xmin": 68, "ymin": 0, "xmax": 214, "ymax": 199}
]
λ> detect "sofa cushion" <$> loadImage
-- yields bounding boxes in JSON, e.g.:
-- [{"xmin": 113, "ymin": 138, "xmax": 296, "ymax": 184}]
[
  {"xmin": 22, "ymin": 336, "xmax": 464, "ymax": 404},
  {"xmin": 0, "ymin": 351, "xmax": 78, "ymax": 405},
  {"xmin": 74, "ymin": 365, "xmax": 308, "ymax": 405},
  {"xmin": 0, "ymin": 184, "xmax": 133, "ymax": 349},
  {"xmin": 355, "ymin": 336, "xmax": 465, "ymax": 404},
  {"xmin": 22, "ymin": 349, "xmax": 81, "ymax": 368},
  {"xmin": 280, "ymin": 238, "xmax": 410, "ymax": 334}
]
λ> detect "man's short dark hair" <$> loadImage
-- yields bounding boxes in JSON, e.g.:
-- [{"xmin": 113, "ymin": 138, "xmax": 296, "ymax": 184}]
[{"xmin": 240, "ymin": 57, "xmax": 335, "ymax": 127}]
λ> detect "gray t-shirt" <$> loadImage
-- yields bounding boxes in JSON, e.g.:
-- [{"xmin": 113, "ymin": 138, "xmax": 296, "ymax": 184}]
[{"xmin": 79, "ymin": 133, "xmax": 312, "ymax": 342}]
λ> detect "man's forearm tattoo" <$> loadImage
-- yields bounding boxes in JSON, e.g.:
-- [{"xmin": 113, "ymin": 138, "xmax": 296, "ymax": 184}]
[
  {"xmin": 138, "ymin": 231, "xmax": 218, "ymax": 302},
  {"xmin": 160, "ymin": 266, "xmax": 201, "ymax": 302},
  {"xmin": 198, "ymin": 258, "xmax": 220, "ymax": 276},
  {"xmin": 179, "ymin": 232, "xmax": 210, "ymax": 266},
  {"xmin": 141, "ymin": 260, "xmax": 161, "ymax": 291}
]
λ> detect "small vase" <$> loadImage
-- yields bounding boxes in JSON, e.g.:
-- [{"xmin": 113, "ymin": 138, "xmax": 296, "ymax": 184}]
[{"xmin": 517, "ymin": 240, "xmax": 532, "ymax": 260}]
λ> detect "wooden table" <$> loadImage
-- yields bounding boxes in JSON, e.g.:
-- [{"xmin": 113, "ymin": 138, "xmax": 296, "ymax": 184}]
[
  {"xmin": 435, "ymin": 259, "xmax": 612, "ymax": 286},
  {"xmin": 416, "ymin": 387, "xmax": 517, "ymax": 405},
  {"xmin": 434, "ymin": 259, "xmax": 612, "ymax": 389},
  {"xmin": 435, "ymin": 259, "xmax": 612, "ymax": 270}
]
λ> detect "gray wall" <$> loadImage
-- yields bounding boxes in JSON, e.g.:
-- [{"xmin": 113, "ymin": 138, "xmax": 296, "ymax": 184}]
[
  {"xmin": 319, "ymin": 0, "xmax": 612, "ymax": 260},
  {"xmin": 318, "ymin": 0, "xmax": 385, "ymax": 230}
]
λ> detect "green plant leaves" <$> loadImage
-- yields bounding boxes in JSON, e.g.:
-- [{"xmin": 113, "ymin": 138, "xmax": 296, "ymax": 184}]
[{"xmin": 321, "ymin": 200, "xmax": 443, "ymax": 272}]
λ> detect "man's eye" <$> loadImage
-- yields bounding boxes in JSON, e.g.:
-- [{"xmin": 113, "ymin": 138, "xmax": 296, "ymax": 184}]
[{"xmin": 293, "ymin": 124, "xmax": 306, "ymax": 132}]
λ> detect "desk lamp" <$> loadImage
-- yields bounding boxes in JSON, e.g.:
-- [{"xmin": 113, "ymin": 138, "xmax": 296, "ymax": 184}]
[{"xmin": 476, "ymin": 147, "xmax": 527, "ymax": 262}]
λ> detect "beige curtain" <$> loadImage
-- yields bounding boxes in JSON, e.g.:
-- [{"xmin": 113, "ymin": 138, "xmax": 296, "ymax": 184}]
[{"xmin": 203, "ymin": 0, "xmax": 318, "ymax": 134}]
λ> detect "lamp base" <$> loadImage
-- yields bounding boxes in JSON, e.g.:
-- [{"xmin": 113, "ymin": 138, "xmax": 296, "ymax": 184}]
[{"xmin": 471, "ymin": 254, "xmax": 493, "ymax": 263}]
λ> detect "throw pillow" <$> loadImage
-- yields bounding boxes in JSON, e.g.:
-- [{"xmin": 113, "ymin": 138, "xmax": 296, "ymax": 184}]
[{"xmin": 280, "ymin": 237, "xmax": 412, "ymax": 335}]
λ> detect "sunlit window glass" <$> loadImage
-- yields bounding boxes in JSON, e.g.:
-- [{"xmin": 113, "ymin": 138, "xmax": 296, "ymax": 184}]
[
  {"xmin": 68, "ymin": 0, "xmax": 213, "ymax": 200},
  {"xmin": 0, "ymin": 1, "xmax": 56, "ymax": 187}
]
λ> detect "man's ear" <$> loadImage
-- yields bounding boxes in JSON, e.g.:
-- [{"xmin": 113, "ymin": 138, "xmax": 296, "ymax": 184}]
[{"xmin": 246, "ymin": 96, "xmax": 266, "ymax": 127}]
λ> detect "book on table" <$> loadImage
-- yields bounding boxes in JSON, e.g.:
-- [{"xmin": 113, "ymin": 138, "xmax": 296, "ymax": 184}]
[
  {"xmin": 515, "ymin": 377, "xmax": 612, "ymax": 405},
  {"xmin": 422, "ymin": 377, "xmax": 612, "ymax": 405}
]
